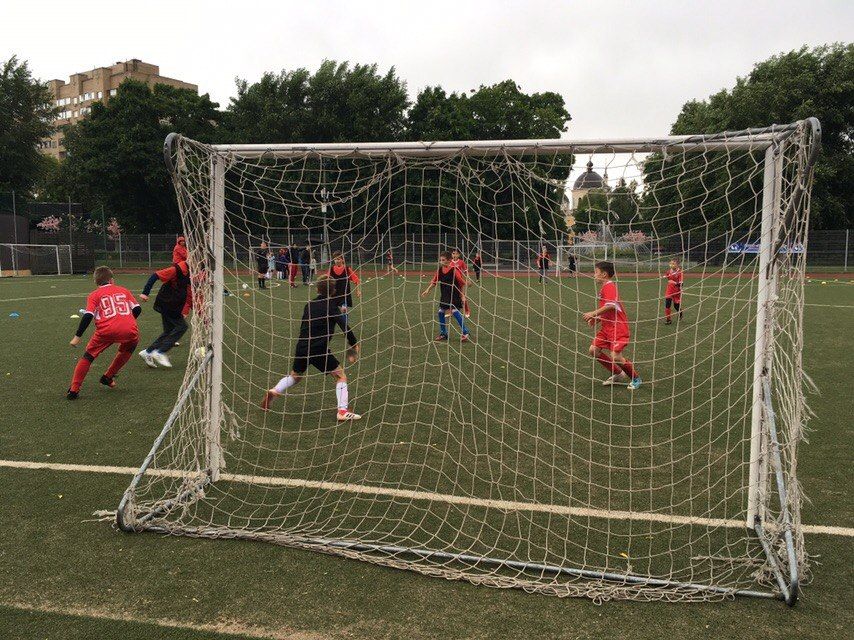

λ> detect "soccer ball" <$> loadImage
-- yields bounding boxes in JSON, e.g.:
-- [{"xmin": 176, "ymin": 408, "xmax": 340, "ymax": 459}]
[{"xmin": 242, "ymin": 283, "xmax": 248, "ymax": 290}]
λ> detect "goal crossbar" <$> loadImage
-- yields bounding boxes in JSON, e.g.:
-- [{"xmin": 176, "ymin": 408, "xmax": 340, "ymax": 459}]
[{"xmin": 170, "ymin": 120, "xmax": 819, "ymax": 160}]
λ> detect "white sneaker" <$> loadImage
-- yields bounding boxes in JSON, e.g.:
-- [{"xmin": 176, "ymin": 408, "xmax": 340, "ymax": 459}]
[
  {"xmin": 603, "ymin": 373, "xmax": 629, "ymax": 386},
  {"xmin": 139, "ymin": 349, "xmax": 157, "ymax": 368},
  {"xmin": 337, "ymin": 409, "xmax": 361, "ymax": 421},
  {"xmin": 151, "ymin": 351, "xmax": 172, "ymax": 368}
]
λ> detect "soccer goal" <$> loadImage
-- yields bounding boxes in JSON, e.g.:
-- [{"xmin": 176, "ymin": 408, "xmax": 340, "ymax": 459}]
[
  {"xmin": 0, "ymin": 243, "xmax": 72, "ymax": 276},
  {"xmin": 117, "ymin": 119, "xmax": 820, "ymax": 604}
]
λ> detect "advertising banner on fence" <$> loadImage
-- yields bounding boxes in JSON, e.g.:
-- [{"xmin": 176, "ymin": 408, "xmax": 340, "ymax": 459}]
[{"xmin": 727, "ymin": 242, "xmax": 805, "ymax": 255}]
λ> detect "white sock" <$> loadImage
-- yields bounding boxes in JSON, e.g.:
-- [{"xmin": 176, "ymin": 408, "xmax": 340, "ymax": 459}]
[
  {"xmin": 336, "ymin": 381, "xmax": 348, "ymax": 411},
  {"xmin": 273, "ymin": 375, "xmax": 297, "ymax": 395}
]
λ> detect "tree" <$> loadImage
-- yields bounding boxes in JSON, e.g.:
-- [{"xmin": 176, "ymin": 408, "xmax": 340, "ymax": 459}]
[
  {"xmin": 0, "ymin": 56, "xmax": 57, "ymax": 194},
  {"xmin": 652, "ymin": 44, "xmax": 853, "ymax": 230},
  {"xmin": 406, "ymin": 81, "xmax": 572, "ymax": 239},
  {"xmin": 61, "ymin": 79, "xmax": 221, "ymax": 232},
  {"xmin": 407, "ymin": 80, "xmax": 570, "ymax": 141},
  {"xmin": 225, "ymin": 61, "xmax": 409, "ymax": 143}
]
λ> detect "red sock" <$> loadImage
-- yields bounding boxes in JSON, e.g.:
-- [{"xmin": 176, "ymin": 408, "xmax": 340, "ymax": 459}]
[
  {"xmin": 70, "ymin": 357, "xmax": 92, "ymax": 392},
  {"xmin": 665, "ymin": 306, "xmax": 671, "ymax": 320},
  {"xmin": 104, "ymin": 350, "xmax": 133, "ymax": 378},
  {"xmin": 620, "ymin": 359, "xmax": 638, "ymax": 379},
  {"xmin": 596, "ymin": 353, "xmax": 622, "ymax": 375}
]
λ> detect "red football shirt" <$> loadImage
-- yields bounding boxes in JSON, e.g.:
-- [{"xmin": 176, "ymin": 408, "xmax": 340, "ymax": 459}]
[
  {"xmin": 598, "ymin": 280, "xmax": 630, "ymax": 338},
  {"xmin": 450, "ymin": 258, "xmax": 468, "ymax": 274},
  {"xmin": 664, "ymin": 268, "xmax": 683, "ymax": 297},
  {"xmin": 85, "ymin": 284, "xmax": 140, "ymax": 336}
]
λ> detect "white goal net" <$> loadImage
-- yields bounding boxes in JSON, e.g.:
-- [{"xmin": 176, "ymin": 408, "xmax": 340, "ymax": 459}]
[
  {"xmin": 0, "ymin": 243, "xmax": 72, "ymax": 276},
  {"xmin": 117, "ymin": 120, "xmax": 820, "ymax": 604}
]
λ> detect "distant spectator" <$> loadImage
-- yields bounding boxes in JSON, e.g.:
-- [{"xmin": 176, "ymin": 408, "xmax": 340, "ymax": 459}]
[{"xmin": 172, "ymin": 236, "xmax": 188, "ymax": 263}]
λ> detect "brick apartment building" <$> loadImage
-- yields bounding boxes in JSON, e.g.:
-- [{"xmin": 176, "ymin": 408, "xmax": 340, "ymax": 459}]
[{"xmin": 41, "ymin": 59, "xmax": 197, "ymax": 159}]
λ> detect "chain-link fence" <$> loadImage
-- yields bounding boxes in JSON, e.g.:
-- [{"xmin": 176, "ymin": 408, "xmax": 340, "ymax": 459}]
[{"xmin": 91, "ymin": 229, "xmax": 853, "ymax": 272}]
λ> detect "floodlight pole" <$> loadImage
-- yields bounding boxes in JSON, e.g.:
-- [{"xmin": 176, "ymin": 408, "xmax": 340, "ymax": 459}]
[{"xmin": 747, "ymin": 143, "xmax": 783, "ymax": 526}]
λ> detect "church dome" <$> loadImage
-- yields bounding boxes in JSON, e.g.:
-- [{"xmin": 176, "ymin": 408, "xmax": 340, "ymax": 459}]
[{"xmin": 573, "ymin": 161, "xmax": 605, "ymax": 190}]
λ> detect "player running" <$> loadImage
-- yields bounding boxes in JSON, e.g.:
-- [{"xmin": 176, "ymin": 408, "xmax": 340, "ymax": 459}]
[
  {"xmin": 536, "ymin": 247, "xmax": 551, "ymax": 283},
  {"xmin": 663, "ymin": 259, "xmax": 684, "ymax": 324},
  {"xmin": 422, "ymin": 251, "xmax": 471, "ymax": 343},
  {"xmin": 582, "ymin": 261, "xmax": 641, "ymax": 390},
  {"xmin": 329, "ymin": 250, "xmax": 361, "ymax": 332},
  {"xmin": 385, "ymin": 250, "xmax": 400, "ymax": 275},
  {"xmin": 139, "ymin": 259, "xmax": 191, "ymax": 369},
  {"xmin": 67, "ymin": 266, "xmax": 141, "ymax": 399},
  {"xmin": 261, "ymin": 275, "xmax": 361, "ymax": 420}
]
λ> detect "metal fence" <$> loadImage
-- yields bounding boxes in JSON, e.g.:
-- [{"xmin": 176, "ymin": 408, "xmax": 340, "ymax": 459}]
[{"xmin": 93, "ymin": 229, "xmax": 854, "ymax": 272}]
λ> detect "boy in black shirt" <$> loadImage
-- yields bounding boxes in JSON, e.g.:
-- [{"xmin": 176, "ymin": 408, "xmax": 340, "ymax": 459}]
[{"xmin": 261, "ymin": 275, "xmax": 361, "ymax": 420}]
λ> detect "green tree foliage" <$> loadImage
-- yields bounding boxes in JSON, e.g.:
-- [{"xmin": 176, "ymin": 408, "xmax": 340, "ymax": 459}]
[
  {"xmin": 61, "ymin": 79, "xmax": 221, "ymax": 232},
  {"xmin": 225, "ymin": 61, "xmax": 409, "ymax": 143},
  {"xmin": 575, "ymin": 179, "xmax": 641, "ymax": 230},
  {"xmin": 405, "ymin": 81, "xmax": 572, "ymax": 239},
  {"xmin": 0, "ymin": 56, "xmax": 57, "ymax": 194},
  {"xmin": 646, "ymin": 44, "xmax": 852, "ymax": 231}
]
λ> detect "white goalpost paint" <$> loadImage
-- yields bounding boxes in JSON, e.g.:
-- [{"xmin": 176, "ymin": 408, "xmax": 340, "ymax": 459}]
[{"xmin": 115, "ymin": 122, "xmax": 820, "ymax": 604}]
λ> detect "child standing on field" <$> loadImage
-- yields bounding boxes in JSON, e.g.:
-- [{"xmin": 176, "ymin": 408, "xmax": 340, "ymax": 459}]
[
  {"xmin": 582, "ymin": 261, "xmax": 641, "ymax": 390},
  {"xmin": 663, "ymin": 259, "xmax": 684, "ymax": 324},
  {"xmin": 67, "ymin": 266, "xmax": 141, "ymax": 399}
]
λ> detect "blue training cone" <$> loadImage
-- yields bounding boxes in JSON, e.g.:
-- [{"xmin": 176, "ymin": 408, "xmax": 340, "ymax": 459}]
[{"xmin": 9, "ymin": 312, "xmax": 20, "ymax": 318}]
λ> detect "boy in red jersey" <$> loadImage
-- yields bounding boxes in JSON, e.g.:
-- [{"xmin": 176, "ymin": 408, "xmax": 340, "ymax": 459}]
[
  {"xmin": 449, "ymin": 248, "xmax": 471, "ymax": 317},
  {"xmin": 421, "ymin": 251, "xmax": 470, "ymax": 342},
  {"xmin": 582, "ymin": 261, "xmax": 641, "ymax": 390},
  {"xmin": 663, "ymin": 258, "xmax": 683, "ymax": 324},
  {"xmin": 329, "ymin": 250, "xmax": 361, "ymax": 334},
  {"xmin": 67, "ymin": 266, "xmax": 141, "ymax": 399}
]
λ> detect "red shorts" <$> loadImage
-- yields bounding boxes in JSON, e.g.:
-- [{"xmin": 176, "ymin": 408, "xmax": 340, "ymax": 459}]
[
  {"xmin": 86, "ymin": 331, "xmax": 139, "ymax": 358},
  {"xmin": 665, "ymin": 287, "xmax": 682, "ymax": 304},
  {"xmin": 592, "ymin": 331, "xmax": 630, "ymax": 353}
]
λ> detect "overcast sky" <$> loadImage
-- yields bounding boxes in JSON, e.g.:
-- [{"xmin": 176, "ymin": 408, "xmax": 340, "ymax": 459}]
[{"xmin": 3, "ymin": 0, "xmax": 851, "ymax": 141}]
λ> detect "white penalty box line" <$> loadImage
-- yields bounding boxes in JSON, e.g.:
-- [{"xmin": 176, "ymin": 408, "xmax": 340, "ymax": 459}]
[{"xmin": 1, "ymin": 458, "xmax": 852, "ymax": 538}]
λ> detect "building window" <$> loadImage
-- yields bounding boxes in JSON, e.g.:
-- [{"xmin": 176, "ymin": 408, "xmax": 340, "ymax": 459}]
[
  {"xmin": 109, "ymin": 88, "xmax": 117, "ymax": 97},
  {"xmin": 97, "ymin": 91, "xmax": 103, "ymax": 99},
  {"xmin": 73, "ymin": 97, "xmax": 77, "ymax": 104}
]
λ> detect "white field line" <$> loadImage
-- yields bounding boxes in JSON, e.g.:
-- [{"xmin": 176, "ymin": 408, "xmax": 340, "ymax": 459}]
[
  {"xmin": 0, "ymin": 601, "xmax": 297, "ymax": 640},
  {"xmin": 2, "ymin": 458, "xmax": 852, "ymax": 538},
  {"xmin": 0, "ymin": 292, "xmax": 87, "ymax": 303}
]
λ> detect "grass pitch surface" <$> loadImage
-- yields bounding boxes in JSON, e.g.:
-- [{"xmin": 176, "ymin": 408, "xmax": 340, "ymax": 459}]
[{"xmin": 0, "ymin": 272, "xmax": 851, "ymax": 639}]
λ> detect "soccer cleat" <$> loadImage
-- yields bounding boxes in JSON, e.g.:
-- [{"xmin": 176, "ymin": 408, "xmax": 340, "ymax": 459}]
[
  {"xmin": 66, "ymin": 389, "xmax": 79, "ymax": 400},
  {"xmin": 679, "ymin": 311, "xmax": 684, "ymax": 320},
  {"xmin": 100, "ymin": 375, "xmax": 116, "ymax": 389},
  {"xmin": 627, "ymin": 377, "xmax": 643, "ymax": 390},
  {"xmin": 139, "ymin": 349, "xmax": 157, "ymax": 368},
  {"xmin": 337, "ymin": 409, "xmax": 361, "ymax": 421},
  {"xmin": 346, "ymin": 345, "xmax": 360, "ymax": 364},
  {"xmin": 603, "ymin": 373, "xmax": 630, "ymax": 386},
  {"xmin": 151, "ymin": 351, "xmax": 172, "ymax": 368},
  {"xmin": 434, "ymin": 334, "xmax": 448, "ymax": 342},
  {"xmin": 461, "ymin": 334, "xmax": 471, "ymax": 343},
  {"xmin": 261, "ymin": 389, "xmax": 279, "ymax": 411},
  {"xmin": 664, "ymin": 319, "xmax": 672, "ymax": 325}
]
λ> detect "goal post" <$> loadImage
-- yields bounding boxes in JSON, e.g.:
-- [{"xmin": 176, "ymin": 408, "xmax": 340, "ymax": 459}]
[
  {"xmin": 0, "ymin": 243, "xmax": 72, "ymax": 276},
  {"xmin": 117, "ymin": 120, "xmax": 819, "ymax": 604}
]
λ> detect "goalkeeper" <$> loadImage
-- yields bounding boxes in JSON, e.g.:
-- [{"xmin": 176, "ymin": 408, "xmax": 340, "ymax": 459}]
[{"xmin": 262, "ymin": 275, "xmax": 361, "ymax": 421}]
